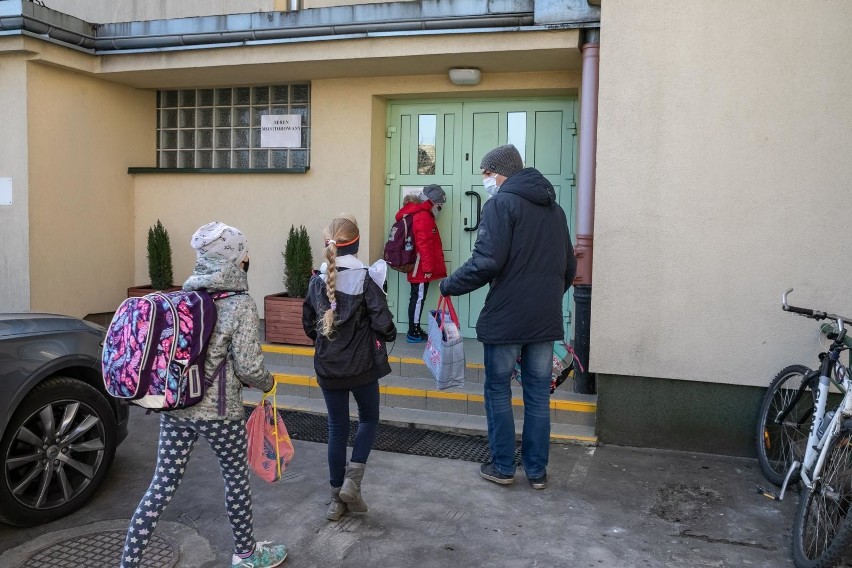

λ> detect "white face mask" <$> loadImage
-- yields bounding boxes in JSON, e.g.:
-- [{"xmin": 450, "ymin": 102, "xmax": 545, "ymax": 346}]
[
  {"xmin": 431, "ymin": 203, "xmax": 442, "ymax": 218},
  {"xmin": 483, "ymin": 174, "xmax": 499, "ymax": 197}
]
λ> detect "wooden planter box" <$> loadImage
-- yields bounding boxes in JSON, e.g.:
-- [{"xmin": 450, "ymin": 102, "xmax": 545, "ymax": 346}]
[
  {"xmin": 264, "ymin": 293, "xmax": 313, "ymax": 346},
  {"xmin": 127, "ymin": 285, "xmax": 182, "ymax": 298}
]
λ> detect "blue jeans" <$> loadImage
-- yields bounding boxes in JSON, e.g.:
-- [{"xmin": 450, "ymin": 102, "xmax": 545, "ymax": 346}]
[
  {"xmin": 483, "ymin": 342, "xmax": 553, "ymax": 478},
  {"xmin": 321, "ymin": 380, "xmax": 380, "ymax": 487}
]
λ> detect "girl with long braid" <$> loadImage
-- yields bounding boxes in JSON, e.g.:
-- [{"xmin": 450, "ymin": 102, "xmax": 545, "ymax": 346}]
[{"xmin": 302, "ymin": 216, "xmax": 397, "ymax": 521}]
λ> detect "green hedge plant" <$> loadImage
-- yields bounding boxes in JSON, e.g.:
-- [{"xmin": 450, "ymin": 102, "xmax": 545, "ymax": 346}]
[
  {"xmin": 283, "ymin": 224, "xmax": 313, "ymax": 298},
  {"xmin": 147, "ymin": 220, "xmax": 174, "ymax": 290}
]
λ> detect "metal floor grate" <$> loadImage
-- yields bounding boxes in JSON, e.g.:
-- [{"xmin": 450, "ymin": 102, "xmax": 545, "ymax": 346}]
[
  {"xmin": 252, "ymin": 408, "xmax": 521, "ymax": 464},
  {"xmin": 21, "ymin": 530, "xmax": 176, "ymax": 568}
]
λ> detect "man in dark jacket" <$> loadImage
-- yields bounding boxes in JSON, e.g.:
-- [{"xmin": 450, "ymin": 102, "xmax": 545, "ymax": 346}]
[{"xmin": 440, "ymin": 144, "xmax": 576, "ymax": 490}]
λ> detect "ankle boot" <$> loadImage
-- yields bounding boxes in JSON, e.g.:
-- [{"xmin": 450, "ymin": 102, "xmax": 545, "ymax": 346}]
[
  {"xmin": 339, "ymin": 462, "xmax": 368, "ymax": 512},
  {"xmin": 414, "ymin": 324, "xmax": 429, "ymax": 340},
  {"xmin": 327, "ymin": 487, "xmax": 347, "ymax": 521}
]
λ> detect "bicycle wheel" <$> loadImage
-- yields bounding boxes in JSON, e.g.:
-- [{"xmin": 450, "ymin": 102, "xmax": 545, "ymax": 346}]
[
  {"xmin": 791, "ymin": 427, "xmax": 852, "ymax": 567},
  {"xmin": 756, "ymin": 365, "xmax": 814, "ymax": 486}
]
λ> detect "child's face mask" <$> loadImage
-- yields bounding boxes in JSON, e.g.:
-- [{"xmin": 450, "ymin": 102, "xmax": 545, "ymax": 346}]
[{"xmin": 432, "ymin": 203, "xmax": 443, "ymax": 218}]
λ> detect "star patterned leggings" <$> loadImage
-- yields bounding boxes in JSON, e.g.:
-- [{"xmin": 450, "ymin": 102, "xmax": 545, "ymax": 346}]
[{"xmin": 121, "ymin": 414, "xmax": 256, "ymax": 568}]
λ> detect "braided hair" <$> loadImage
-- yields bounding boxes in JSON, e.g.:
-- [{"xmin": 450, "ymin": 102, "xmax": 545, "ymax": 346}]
[{"xmin": 318, "ymin": 217, "xmax": 359, "ymax": 338}]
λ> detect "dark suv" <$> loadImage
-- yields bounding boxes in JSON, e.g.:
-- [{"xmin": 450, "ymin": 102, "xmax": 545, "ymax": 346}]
[{"xmin": 0, "ymin": 313, "xmax": 129, "ymax": 526}]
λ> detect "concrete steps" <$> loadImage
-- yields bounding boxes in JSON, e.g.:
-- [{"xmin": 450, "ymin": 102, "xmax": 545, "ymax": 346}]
[{"xmin": 248, "ymin": 343, "xmax": 597, "ymax": 445}]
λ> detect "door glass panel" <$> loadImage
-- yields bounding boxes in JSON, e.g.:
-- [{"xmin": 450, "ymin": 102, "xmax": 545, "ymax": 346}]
[
  {"xmin": 443, "ymin": 114, "xmax": 456, "ymax": 175},
  {"xmin": 507, "ymin": 112, "xmax": 527, "ymax": 163},
  {"xmin": 418, "ymin": 114, "xmax": 437, "ymax": 175},
  {"xmin": 534, "ymin": 111, "xmax": 563, "ymax": 174},
  {"xmin": 400, "ymin": 114, "xmax": 412, "ymax": 176},
  {"xmin": 472, "ymin": 112, "xmax": 499, "ymax": 173}
]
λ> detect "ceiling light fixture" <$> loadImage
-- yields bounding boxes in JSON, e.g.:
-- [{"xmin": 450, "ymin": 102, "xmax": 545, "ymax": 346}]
[{"xmin": 448, "ymin": 68, "xmax": 481, "ymax": 86}]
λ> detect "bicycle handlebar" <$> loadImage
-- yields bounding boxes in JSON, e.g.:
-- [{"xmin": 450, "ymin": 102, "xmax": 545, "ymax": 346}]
[{"xmin": 783, "ymin": 288, "xmax": 852, "ymax": 326}]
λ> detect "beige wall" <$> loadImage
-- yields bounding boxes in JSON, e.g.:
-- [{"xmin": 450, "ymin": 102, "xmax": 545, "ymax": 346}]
[
  {"xmin": 0, "ymin": 52, "xmax": 30, "ymax": 312},
  {"xmin": 27, "ymin": 63, "xmax": 153, "ymax": 317},
  {"xmin": 132, "ymin": 71, "xmax": 578, "ymax": 316},
  {"xmin": 46, "ymin": 0, "xmax": 275, "ymax": 23},
  {"xmin": 591, "ymin": 0, "xmax": 852, "ymax": 386}
]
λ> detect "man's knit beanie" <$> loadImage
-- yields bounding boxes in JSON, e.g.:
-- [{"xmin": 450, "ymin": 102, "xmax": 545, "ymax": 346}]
[
  {"xmin": 479, "ymin": 144, "xmax": 524, "ymax": 178},
  {"xmin": 191, "ymin": 221, "xmax": 249, "ymax": 265}
]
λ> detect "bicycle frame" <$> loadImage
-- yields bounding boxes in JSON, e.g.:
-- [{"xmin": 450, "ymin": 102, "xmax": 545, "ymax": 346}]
[
  {"xmin": 774, "ymin": 289, "xmax": 852, "ymax": 500},
  {"xmin": 799, "ymin": 354, "xmax": 850, "ymax": 489}
]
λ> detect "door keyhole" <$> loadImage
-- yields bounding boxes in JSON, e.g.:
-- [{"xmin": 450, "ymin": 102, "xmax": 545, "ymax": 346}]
[{"xmin": 465, "ymin": 153, "xmax": 469, "ymax": 161}]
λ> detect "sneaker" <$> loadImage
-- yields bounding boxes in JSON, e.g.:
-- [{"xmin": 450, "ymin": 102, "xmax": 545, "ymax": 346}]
[
  {"xmin": 479, "ymin": 462, "xmax": 514, "ymax": 485},
  {"xmin": 232, "ymin": 542, "xmax": 288, "ymax": 568},
  {"xmin": 528, "ymin": 472, "xmax": 548, "ymax": 490},
  {"xmin": 406, "ymin": 331, "xmax": 426, "ymax": 343}
]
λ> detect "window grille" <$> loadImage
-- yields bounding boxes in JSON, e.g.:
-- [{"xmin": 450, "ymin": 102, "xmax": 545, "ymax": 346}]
[{"xmin": 156, "ymin": 84, "xmax": 311, "ymax": 170}]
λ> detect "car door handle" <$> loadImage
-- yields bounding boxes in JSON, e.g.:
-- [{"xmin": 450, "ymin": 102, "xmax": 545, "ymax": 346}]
[{"xmin": 465, "ymin": 190, "xmax": 481, "ymax": 232}]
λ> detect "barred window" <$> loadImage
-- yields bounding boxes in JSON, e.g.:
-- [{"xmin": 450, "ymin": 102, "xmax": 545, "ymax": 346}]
[{"xmin": 156, "ymin": 84, "xmax": 311, "ymax": 170}]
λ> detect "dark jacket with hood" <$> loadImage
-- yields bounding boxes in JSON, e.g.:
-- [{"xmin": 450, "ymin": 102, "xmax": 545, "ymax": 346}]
[
  {"xmin": 440, "ymin": 168, "xmax": 577, "ymax": 344},
  {"xmin": 302, "ymin": 255, "xmax": 397, "ymax": 389}
]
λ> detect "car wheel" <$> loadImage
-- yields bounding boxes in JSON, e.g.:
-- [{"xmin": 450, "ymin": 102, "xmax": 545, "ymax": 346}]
[{"xmin": 0, "ymin": 376, "xmax": 117, "ymax": 527}]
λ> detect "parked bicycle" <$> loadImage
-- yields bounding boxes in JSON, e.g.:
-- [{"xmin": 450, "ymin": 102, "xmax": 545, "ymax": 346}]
[{"xmin": 755, "ymin": 289, "xmax": 852, "ymax": 567}]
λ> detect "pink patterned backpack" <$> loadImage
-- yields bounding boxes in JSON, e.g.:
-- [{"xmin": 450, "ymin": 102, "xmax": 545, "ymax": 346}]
[{"xmin": 102, "ymin": 290, "xmax": 238, "ymax": 413}]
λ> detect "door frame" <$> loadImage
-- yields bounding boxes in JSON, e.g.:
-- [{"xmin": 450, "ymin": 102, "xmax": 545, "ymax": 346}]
[{"xmin": 385, "ymin": 96, "xmax": 578, "ymax": 339}]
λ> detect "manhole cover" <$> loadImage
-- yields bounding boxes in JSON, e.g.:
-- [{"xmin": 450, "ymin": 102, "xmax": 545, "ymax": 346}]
[{"xmin": 21, "ymin": 529, "xmax": 178, "ymax": 568}]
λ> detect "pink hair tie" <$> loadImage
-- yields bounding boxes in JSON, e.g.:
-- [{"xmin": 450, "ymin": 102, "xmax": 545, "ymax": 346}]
[{"xmin": 330, "ymin": 301, "xmax": 337, "ymax": 310}]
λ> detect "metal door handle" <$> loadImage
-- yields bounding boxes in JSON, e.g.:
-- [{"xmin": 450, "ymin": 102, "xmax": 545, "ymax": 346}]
[{"xmin": 465, "ymin": 190, "xmax": 481, "ymax": 232}]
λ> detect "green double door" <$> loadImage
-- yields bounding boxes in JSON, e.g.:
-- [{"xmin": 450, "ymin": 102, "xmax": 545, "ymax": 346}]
[{"xmin": 385, "ymin": 99, "xmax": 577, "ymax": 339}]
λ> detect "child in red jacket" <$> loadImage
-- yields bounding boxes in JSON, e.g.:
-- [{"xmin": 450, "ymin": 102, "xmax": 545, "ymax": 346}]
[{"xmin": 395, "ymin": 184, "xmax": 447, "ymax": 342}]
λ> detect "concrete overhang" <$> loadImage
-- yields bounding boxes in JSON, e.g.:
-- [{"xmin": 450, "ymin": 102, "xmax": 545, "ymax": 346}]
[
  {"xmin": 1, "ymin": 0, "xmax": 595, "ymax": 88},
  {"xmin": 96, "ymin": 29, "xmax": 581, "ymax": 88}
]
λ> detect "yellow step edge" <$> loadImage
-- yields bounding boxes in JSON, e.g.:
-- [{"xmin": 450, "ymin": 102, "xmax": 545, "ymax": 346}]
[
  {"xmin": 550, "ymin": 400, "xmax": 597, "ymax": 413},
  {"xmin": 551, "ymin": 433, "xmax": 598, "ymax": 443},
  {"xmin": 263, "ymin": 344, "xmax": 315, "ymax": 356},
  {"xmin": 382, "ymin": 385, "xmax": 429, "ymax": 398},
  {"xmin": 263, "ymin": 344, "xmax": 485, "ymax": 370},
  {"xmin": 271, "ymin": 372, "xmax": 595, "ymax": 413},
  {"xmin": 273, "ymin": 374, "xmax": 318, "ymax": 387}
]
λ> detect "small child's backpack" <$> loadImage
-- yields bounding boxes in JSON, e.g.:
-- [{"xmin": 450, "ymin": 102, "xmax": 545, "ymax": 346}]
[
  {"xmin": 383, "ymin": 215, "xmax": 416, "ymax": 272},
  {"xmin": 102, "ymin": 290, "xmax": 238, "ymax": 414}
]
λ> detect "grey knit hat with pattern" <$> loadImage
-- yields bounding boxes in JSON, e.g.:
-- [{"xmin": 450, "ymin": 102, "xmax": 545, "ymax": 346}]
[
  {"xmin": 479, "ymin": 144, "xmax": 524, "ymax": 178},
  {"xmin": 191, "ymin": 221, "xmax": 249, "ymax": 265}
]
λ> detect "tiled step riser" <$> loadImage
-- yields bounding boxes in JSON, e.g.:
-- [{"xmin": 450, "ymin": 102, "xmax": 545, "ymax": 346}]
[{"xmin": 273, "ymin": 377, "xmax": 595, "ymax": 428}]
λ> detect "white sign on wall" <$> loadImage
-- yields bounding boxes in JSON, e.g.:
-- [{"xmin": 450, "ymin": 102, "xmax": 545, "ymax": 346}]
[
  {"xmin": 401, "ymin": 186, "xmax": 423, "ymax": 201},
  {"xmin": 0, "ymin": 178, "xmax": 11, "ymax": 206},
  {"xmin": 260, "ymin": 115, "xmax": 302, "ymax": 148}
]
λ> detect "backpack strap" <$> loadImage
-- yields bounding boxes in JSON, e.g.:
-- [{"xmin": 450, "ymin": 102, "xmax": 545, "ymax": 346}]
[
  {"xmin": 205, "ymin": 357, "xmax": 229, "ymax": 417},
  {"xmin": 206, "ymin": 290, "xmax": 247, "ymax": 416},
  {"xmin": 210, "ymin": 290, "xmax": 246, "ymax": 300}
]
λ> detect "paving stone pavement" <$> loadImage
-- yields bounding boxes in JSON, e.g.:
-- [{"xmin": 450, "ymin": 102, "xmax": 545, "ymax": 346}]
[{"xmin": 0, "ymin": 407, "xmax": 799, "ymax": 567}]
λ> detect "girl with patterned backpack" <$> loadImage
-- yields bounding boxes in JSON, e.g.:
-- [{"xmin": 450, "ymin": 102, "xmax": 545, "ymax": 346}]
[{"xmin": 120, "ymin": 222, "xmax": 288, "ymax": 568}]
